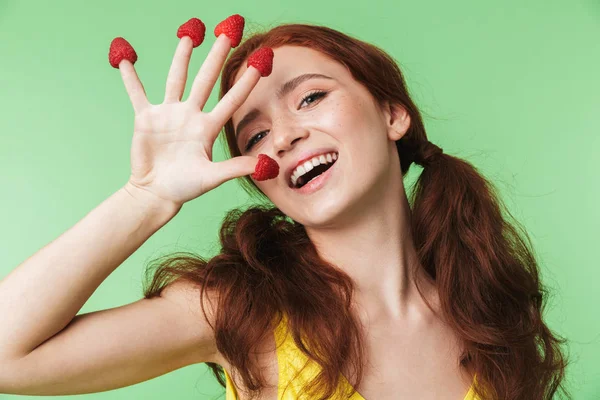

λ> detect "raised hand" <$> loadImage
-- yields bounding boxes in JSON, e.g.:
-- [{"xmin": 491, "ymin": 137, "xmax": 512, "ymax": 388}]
[{"xmin": 109, "ymin": 15, "xmax": 275, "ymax": 210}]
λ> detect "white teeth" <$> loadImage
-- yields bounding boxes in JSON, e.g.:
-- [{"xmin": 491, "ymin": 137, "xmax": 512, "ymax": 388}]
[
  {"xmin": 303, "ymin": 160, "xmax": 314, "ymax": 172},
  {"xmin": 291, "ymin": 152, "xmax": 338, "ymax": 188}
]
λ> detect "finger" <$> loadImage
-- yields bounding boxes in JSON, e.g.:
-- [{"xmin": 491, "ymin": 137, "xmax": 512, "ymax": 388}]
[
  {"xmin": 205, "ymin": 155, "xmax": 259, "ymax": 190},
  {"xmin": 164, "ymin": 36, "xmax": 194, "ymax": 103},
  {"xmin": 186, "ymin": 34, "xmax": 232, "ymax": 110},
  {"xmin": 119, "ymin": 60, "xmax": 150, "ymax": 114},
  {"xmin": 209, "ymin": 66, "xmax": 261, "ymax": 134}
]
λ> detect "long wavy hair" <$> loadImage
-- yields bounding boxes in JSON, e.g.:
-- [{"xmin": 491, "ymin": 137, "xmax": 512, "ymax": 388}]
[{"xmin": 142, "ymin": 23, "xmax": 571, "ymax": 399}]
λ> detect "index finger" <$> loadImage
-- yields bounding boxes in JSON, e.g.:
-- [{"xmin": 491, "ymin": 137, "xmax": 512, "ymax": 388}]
[{"xmin": 208, "ymin": 66, "xmax": 261, "ymax": 131}]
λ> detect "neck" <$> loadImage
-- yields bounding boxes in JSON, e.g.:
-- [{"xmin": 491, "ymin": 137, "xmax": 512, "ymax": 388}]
[{"xmin": 305, "ymin": 152, "xmax": 438, "ymax": 326}]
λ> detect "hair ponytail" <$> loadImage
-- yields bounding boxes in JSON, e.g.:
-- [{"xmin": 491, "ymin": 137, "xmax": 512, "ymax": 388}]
[{"xmin": 407, "ymin": 141, "xmax": 569, "ymax": 399}]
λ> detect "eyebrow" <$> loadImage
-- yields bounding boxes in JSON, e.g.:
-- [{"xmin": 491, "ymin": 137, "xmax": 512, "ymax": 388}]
[{"xmin": 234, "ymin": 73, "xmax": 334, "ymax": 140}]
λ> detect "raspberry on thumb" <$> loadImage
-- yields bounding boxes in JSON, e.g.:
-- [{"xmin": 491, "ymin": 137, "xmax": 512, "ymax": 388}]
[
  {"xmin": 251, "ymin": 154, "xmax": 279, "ymax": 181},
  {"xmin": 108, "ymin": 37, "xmax": 138, "ymax": 68}
]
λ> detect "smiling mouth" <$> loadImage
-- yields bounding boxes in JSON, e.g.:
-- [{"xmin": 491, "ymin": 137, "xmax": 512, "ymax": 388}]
[{"xmin": 290, "ymin": 157, "xmax": 338, "ymax": 189}]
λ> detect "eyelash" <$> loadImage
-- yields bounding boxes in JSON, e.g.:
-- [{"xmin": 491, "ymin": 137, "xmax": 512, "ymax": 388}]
[{"xmin": 244, "ymin": 90, "xmax": 328, "ymax": 152}]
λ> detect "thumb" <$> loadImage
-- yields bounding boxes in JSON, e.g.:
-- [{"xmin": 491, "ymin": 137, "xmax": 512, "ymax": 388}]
[{"xmin": 210, "ymin": 155, "xmax": 261, "ymax": 184}]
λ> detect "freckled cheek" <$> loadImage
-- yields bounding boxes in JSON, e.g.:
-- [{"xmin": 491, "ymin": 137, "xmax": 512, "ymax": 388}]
[{"xmin": 311, "ymin": 102, "xmax": 357, "ymax": 134}]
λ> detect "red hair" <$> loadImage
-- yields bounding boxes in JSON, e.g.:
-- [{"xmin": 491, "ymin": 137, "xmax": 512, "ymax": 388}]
[{"xmin": 142, "ymin": 23, "xmax": 570, "ymax": 399}]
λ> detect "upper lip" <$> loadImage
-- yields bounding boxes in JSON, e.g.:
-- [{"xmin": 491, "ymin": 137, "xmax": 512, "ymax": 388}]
[{"xmin": 285, "ymin": 147, "xmax": 339, "ymax": 188}]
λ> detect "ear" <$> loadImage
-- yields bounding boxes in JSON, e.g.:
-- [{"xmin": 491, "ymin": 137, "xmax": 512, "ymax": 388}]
[{"xmin": 382, "ymin": 101, "xmax": 411, "ymax": 141}]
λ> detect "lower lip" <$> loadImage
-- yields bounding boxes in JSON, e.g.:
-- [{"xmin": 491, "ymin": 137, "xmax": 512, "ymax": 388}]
[{"xmin": 291, "ymin": 158, "xmax": 338, "ymax": 194}]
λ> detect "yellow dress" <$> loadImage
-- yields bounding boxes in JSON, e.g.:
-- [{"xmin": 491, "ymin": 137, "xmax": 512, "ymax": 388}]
[{"xmin": 223, "ymin": 313, "xmax": 479, "ymax": 399}]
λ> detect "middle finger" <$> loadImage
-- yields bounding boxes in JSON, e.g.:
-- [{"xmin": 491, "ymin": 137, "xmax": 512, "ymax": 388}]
[{"xmin": 186, "ymin": 34, "xmax": 232, "ymax": 110}]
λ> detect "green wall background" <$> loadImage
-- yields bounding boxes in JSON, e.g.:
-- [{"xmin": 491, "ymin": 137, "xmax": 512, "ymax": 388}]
[{"xmin": 1, "ymin": 0, "xmax": 598, "ymax": 398}]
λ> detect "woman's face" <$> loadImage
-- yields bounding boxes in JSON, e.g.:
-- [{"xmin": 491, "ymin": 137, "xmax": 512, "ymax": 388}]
[{"xmin": 231, "ymin": 45, "xmax": 409, "ymax": 227}]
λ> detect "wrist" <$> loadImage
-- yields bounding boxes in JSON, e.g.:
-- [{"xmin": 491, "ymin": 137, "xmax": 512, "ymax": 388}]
[{"xmin": 121, "ymin": 182, "xmax": 181, "ymax": 221}]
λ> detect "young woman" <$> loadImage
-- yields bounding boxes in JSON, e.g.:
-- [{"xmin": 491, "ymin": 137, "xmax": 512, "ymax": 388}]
[{"xmin": 0, "ymin": 17, "xmax": 569, "ymax": 400}]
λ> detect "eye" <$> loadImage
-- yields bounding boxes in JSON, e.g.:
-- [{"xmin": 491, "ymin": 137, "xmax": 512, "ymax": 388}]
[
  {"xmin": 244, "ymin": 90, "xmax": 328, "ymax": 152},
  {"xmin": 299, "ymin": 90, "xmax": 327, "ymax": 108}
]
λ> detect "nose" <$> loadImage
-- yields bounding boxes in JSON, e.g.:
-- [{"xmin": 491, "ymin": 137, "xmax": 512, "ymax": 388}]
[{"xmin": 271, "ymin": 118, "xmax": 309, "ymax": 157}]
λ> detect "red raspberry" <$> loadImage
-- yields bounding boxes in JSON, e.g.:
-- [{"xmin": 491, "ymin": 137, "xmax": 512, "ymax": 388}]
[
  {"xmin": 251, "ymin": 154, "xmax": 279, "ymax": 181},
  {"xmin": 177, "ymin": 17, "xmax": 206, "ymax": 48},
  {"xmin": 247, "ymin": 47, "xmax": 274, "ymax": 77},
  {"xmin": 213, "ymin": 14, "xmax": 245, "ymax": 48},
  {"xmin": 108, "ymin": 37, "xmax": 137, "ymax": 69}
]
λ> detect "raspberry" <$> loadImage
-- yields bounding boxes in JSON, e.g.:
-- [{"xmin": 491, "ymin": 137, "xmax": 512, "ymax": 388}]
[
  {"xmin": 108, "ymin": 37, "xmax": 138, "ymax": 69},
  {"xmin": 177, "ymin": 17, "xmax": 206, "ymax": 48},
  {"xmin": 251, "ymin": 154, "xmax": 279, "ymax": 181},
  {"xmin": 247, "ymin": 47, "xmax": 274, "ymax": 77},
  {"xmin": 213, "ymin": 14, "xmax": 245, "ymax": 48}
]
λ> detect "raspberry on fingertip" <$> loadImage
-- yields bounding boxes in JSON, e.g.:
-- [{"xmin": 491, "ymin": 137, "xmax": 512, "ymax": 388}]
[
  {"xmin": 108, "ymin": 37, "xmax": 138, "ymax": 68},
  {"xmin": 177, "ymin": 17, "xmax": 206, "ymax": 47},
  {"xmin": 251, "ymin": 154, "xmax": 279, "ymax": 181},
  {"xmin": 214, "ymin": 14, "xmax": 245, "ymax": 47},
  {"xmin": 247, "ymin": 47, "xmax": 274, "ymax": 77}
]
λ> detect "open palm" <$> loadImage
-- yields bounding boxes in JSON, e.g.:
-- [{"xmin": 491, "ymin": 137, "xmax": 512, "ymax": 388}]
[{"xmin": 118, "ymin": 33, "xmax": 264, "ymax": 208}]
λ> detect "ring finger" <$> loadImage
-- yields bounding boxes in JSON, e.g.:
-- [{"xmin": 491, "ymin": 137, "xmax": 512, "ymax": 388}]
[{"xmin": 164, "ymin": 36, "xmax": 194, "ymax": 103}]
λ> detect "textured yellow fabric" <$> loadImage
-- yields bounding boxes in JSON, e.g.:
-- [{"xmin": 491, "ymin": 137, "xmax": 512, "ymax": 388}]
[
  {"xmin": 223, "ymin": 313, "xmax": 479, "ymax": 399},
  {"xmin": 224, "ymin": 368, "xmax": 238, "ymax": 400}
]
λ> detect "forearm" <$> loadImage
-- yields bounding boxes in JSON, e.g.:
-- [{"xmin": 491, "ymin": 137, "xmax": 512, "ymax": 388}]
[{"xmin": 0, "ymin": 183, "xmax": 180, "ymax": 360}]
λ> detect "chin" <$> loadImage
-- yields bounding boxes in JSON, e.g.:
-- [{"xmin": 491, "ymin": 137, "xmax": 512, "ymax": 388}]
[{"xmin": 284, "ymin": 197, "xmax": 349, "ymax": 228}]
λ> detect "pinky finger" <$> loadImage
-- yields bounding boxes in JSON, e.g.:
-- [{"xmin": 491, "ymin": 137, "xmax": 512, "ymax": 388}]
[{"xmin": 119, "ymin": 60, "xmax": 150, "ymax": 114}]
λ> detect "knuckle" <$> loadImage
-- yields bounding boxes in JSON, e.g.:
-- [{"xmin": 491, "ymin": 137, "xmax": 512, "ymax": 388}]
[
  {"xmin": 194, "ymin": 74, "xmax": 213, "ymax": 88},
  {"xmin": 166, "ymin": 76, "xmax": 185, "ymax": 86},
  {"xmin": 226, "ymin": 93, "xmax": 243, "ymax": 109},
  {"xmin": 204, "ymin": 112, "xmax": 219, "ymax": 129}
]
